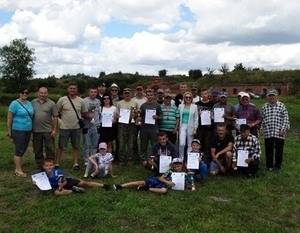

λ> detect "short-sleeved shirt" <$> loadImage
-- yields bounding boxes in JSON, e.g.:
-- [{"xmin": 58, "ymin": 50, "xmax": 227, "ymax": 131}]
[
  {"xmin": 159, "ymin": 104, "xmax": 179, "ymax": 132},
  {"xmin": 116, "ymin": 99, "xmax": 138, "ymax": 124},
  {"xmin": 83, "ymin": 97, "xmax": 101, "ymax": 128},
  {"xmin": 140, "ymin": 101, "xmax": 163, "ymax": 130},
  {"xmin": 8, "ymin": 100, "xmax": 34, "ymax": 131},
  {"xmin": 213, "ymin": 102, "xmax": 236, "ymax": 129},
  {"xmin": 32, "ymin": 98, "xmax": 58, "ymax": 132},
  {"xmin": 211, "ymin": 134, "xmax": 234, "ymax": 154},
  {"xmin": 46, "ymin": 168, "xmax": 66, "ymax": 189},
  {"xmin": 57, "ymin": 96, "xmax": 87, "ymax": 129},
  {"xmin": 95, "ymin": 153, "xmax": 114, "ymax": 165}
]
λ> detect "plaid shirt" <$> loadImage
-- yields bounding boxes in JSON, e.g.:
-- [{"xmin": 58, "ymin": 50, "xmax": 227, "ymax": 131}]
[
  {"xmin": 260, "ymin": 101, "xmax": 290, "ymax": 139},
  {"xmin": 233, "ymin": 134, "xmax": 261, "ymax": 158}
]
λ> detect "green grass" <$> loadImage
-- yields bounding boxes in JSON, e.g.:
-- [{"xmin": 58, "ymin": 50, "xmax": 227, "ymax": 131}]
[{"xmin": 0, "ymin": 98, "xmax": 299, "ymax": 233}]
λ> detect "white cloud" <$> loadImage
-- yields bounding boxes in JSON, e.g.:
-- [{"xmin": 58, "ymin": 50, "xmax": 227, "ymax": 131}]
[{"xmin": 0, "ymin": 0, "xmax": 299, "ymax": 77}]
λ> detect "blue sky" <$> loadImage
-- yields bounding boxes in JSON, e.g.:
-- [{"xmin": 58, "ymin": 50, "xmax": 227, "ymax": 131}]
[{"xmin": 0, "ymin": 0, "xmax": 299, "ymax": 77}]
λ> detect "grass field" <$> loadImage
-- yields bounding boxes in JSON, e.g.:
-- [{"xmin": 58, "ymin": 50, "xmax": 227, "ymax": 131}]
[{"xmin": 0, "ymin": 97, "xmax": 299, "ymax": 233}]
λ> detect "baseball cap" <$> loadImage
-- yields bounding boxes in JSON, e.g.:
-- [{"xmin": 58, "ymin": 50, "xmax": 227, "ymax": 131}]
[
  {"xmin": 171, "ymin": 158, "xmax": 183, "ymax": 164},
  {"xmin": 211, "ymin": 90, "xmax": 219, "ymax": 97},
  {"xmin": 191, "ymin": 139, "xmax": 201, "ymax": 145},
  {"xmin": 110, "ymin": 83, "xmax": 119, "ymax": 90},
  {"xmin": 136, "ymin": 86, "xmax": 143, "ymax": 90},
  {"xmin": 267, "ymin": 89, "xmax": 278, "ymax": 96},
  {"xmin": 240, "ymin": 124, "xmax": 250, "ymax": 132},
  {"xmin": 99, "ymin": 82, "xmax": 106, "ymax": 87},
  {"xmin": 219, "ymin": 91, "xmax": 228, "ymax": 97},
  {"xmin": 157, "ymin": 89, "xmax": 164, "ymax": 94},
  {"xmin": 241, "ymin": 93, "xmax": 250, "ymax": 98},
  {"xmin": 164, "ymin": 93, "xmax": 172, "ymax": 98},
  {"xmin": 98, "ymin": 142, "xmax": 107, "ymax": 149},
  {"xmin": 238, "ymin": 91, "xmax": 246, "ymax": 97},
  {"xmin": 191, "ymin": 85, "xmax": 198, "ymax": 90},
  {"xmin": 123, "ymin": 88, "xmax": 131, "ymax": 93}
]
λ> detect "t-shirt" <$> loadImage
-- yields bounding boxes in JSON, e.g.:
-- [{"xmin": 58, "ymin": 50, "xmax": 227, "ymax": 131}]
[
  {"xmin": 57, "ymin": 96, "xmax": 87, "ymax": 129},
  {"xmin": 116, "ymin": 99, "xmax": 138, "ymax": 124},
  {"xmin": 211, "ymin": 134, "xmax": 234, "ymax": 154},
  {"xmin": 96, "ymin": 152, "xmax": 114, "ymax": 165},
  {"xmin": 83, "ymin": 97, "xmax": 101, "ymax": 128},
  {"xmin": 196, "ymin": 100, "xmax": 214, "ymax": 129},
  {"xmin": 159, "ymin": 104, "xmax": 179, "ymax": 132},
  {"xmin": 8, "ymin": 100, "xmax": 34, "ymax": 131},
  {"xmin": 32, "ymin": 98, "xmax": 58, "ymax": 132},
  {"xmin": 140, "ymin": 101, "xmax": 162, "ymax": 130},
  {"xmin": 45, "ymin": 168, "xmax": 65, "ymax": 189}
]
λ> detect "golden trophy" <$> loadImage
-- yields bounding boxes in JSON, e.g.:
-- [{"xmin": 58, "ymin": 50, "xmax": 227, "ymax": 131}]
[
  {"xmin": 188, "ymin": 172, "xmax": 196, "ymax": 191},
  {"xmin": 131, "ymin": 106, "xmax": 137, "ymax": 123},
  {"xmin": 135, "ymin": 109, "xmax": 142, "ymax": 125},
  {"xmin": 89, "ymin": 105, "xmax": 96, "ymax": 124},
  {"xmin": 150, "ymin": 155, "xmax": 156, "ymax": 170}
]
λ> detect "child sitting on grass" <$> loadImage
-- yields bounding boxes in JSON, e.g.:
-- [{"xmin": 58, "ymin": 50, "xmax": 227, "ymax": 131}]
[
  {"xmin": 187, "ymin": 139, "xmax": 208, "ymax": 181},
  {"xmin": 83, "ymin": 142, "xmax": 117, "ymax": 178},
  {"xmin": 113, "ymin": 158, "xmax": 192, "ymax": 194},
  {"xmin": 41, "ymin": 158, "xmax": 110, "ymax": 196}
]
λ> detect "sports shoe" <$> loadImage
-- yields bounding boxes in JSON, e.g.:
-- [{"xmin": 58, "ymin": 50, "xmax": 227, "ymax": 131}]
[
  {"xmin": 136, "ymin": 185, "xmax": 148, "ymax": 191},
  {"xmin": 72, "ymin": 186, "xmax": 85, "ymax": 193},
  {"xmin": 113, "ymin": 184, "xmax": 122, "ymax": 190},
  {"xmin": 90, "ymin": 172, "xmax": 97, "ymax": 178},
  {"xmin": 83, "ymin": 174, "xmax": 88, "ymax": 178},
  {"xmin": 73, "ymin": 164, "xmax": 80, "ymax": 171}
]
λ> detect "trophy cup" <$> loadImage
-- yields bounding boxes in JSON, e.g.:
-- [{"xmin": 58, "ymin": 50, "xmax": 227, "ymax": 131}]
[
  {"xmin": 131, "ymin": 106, "xmax": 137, "ymax": 123},
  {"xmin": 232, "ymin": 155, "xmax": 237, "ymax": 170},
  {"xmin": 135, "ymin": 109, "xmax": 142, "ymax": 125},
  {"xmin": 188, "ymin": 172, "xmax": 196, "ymax": 191},
  {"xmin": 89, "ymin": 106, "xmax": 96, "ymax": 124},
  {"xmin": 150, "ymin": 155, "xmax": 156, "ymax": 170}
]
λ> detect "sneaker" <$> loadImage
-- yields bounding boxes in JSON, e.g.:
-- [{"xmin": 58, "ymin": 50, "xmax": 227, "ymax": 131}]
[
  {"xmin": 103, "ymin": 184, "xmax": 110, "ymax": 190},
  {"xmin": 90, "ymin": 172, "xmax": 97, "ymax": 178},
  {"xmin": 113, "ymin": 184, "xmax": 122, "ymax": 190},
  {"xmin": 266, "ymin": 167, "xmax": 273, "ymax": 172},
  {"xmin": 83, "ymin": 174, "xmax": 88, "ymax": 179},
  {"xmin": 72, "ymin": 186, "xmax": 85, "ymax": 193},
  {"xmin": 73, "ymin": 164, "xmax": 80, "ymax": 171},
  {"xmin": 136, "ymin": 185, "xmax": 148, "ymax": 191},
  {"xmin": 54, "ymin": 164, "xmax": 60, "ymax": 168}
]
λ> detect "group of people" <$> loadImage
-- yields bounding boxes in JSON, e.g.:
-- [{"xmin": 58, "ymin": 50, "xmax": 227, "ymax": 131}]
[{"xmin": 7, "ymin": 81, "xmax": 290, "ymax": 195}]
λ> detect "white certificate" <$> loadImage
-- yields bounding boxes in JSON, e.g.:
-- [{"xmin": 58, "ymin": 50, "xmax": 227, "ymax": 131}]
[
  {"xmin": 102, "ymin": 112, "xmax": 113, "ymax": 127},
  {"xmin": 236, "ymin": 118, "xmax": 247, "ymax": 130},
  {"xmin": 171, "ymin": 172, "xmax": 185, "ymax": 190},
  {"xmin": 201, "ymin": 110, "xmax": 211, "ymax": 125},
  {"xmin": 119, "ymin": 108, "xmax": 130, "ymax": 124},
  {"xmin": 159, "ymin": 155, "xmax": 172, "ymax": 173},
  {"xmin": 31, "ymin": 172, "xmax": 52, "ymax": 191},
  {"xmin": 214, "ymin": 108, "xmax": 225, "ymax": 122},
  {"xmin": 187, "ymin": 152, "xmax": 200, "ymax": 169},
  {"xmin": 237, "ymin": 150, "xmax": 249, "ymax": 167},
  {"xmin": 145, "ymin": 109, "xmax": 156, "ymax": 125}
]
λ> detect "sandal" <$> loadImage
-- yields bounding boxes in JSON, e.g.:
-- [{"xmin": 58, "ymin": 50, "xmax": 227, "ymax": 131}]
[{"xmin": 15, "ymin": 171, "xmax": 27, "ymax": 177}]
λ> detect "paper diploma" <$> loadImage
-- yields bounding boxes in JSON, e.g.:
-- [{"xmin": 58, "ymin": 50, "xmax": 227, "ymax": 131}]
[
  {"xmin": 31, "ymin": 172, "xmax": 52, "ymax": 191},
  {"xmin": 236, "ymin": 118, "xmax": 247, "ymax": 130},
  {"xmin": 237, "ymin": 150, "xmax": 249, "ymax": 167},
  {"xmin": 187, "ymin": 152, "xmax": 200, "ymax": 169},
  {"xmin": 145, "ymin": 109, "xmax": 156, "ymax": 125},
  {"xmin": 119, "ymin": 108, "xmax": 130, "ymax": 124},
  {"xmin": 214, "ymin": 108, "xmax": 225, "ymax": 122},
  {"xmin": 201, "ymin": 110, "xmax": 211, "ymax": 125},
  {"xmin": 171, "ymin": 172, "xmax": 185, "ymax": 190},
  {"xmin": 159, "ymin": 155, "xmax": 172, "ymax": 173},
  {"xmin": 102, "ymin": 112, "xmax": 113, "ymax": 127}
]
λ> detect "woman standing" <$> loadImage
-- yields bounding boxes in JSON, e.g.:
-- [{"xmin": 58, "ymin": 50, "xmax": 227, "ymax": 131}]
[
  {"xmin": 178, "ymin": 92, "xmax": 198, "ymax": 159},
  {"xmin": 7, "ymin": 87, "xmax": 34, "ymax": 177},
  {"xmin": 99, "ymin": 93, "xmax": 117, "ymax": 153}
]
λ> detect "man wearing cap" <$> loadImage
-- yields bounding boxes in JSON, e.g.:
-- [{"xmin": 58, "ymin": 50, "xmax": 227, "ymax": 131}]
[
  {"xmin": 139, "ymin": 89, "xmax": 163, "ymax": 162},
  {"xmin": 175, "ymin": 83, "xmax": 188, "ymax": 107},
  {"xmin": 235, "ymin": 92, "xmax": 262, "ymax": 137},
  {"xmin": 96, "ymin": 82, "xmax": 107, "ymax": 103},
  {"xmin": 190, "ymin": 84, "xmax": 200, "ymax": 103},
  {"xmin": 210, "ymin": 90, "xmax": 219, "ymax": 104},
  {"xmin": 212, "ymin": 91, "xmax": 236, "ymax": 135},
  {"xmin": 116, "ymin": 88, "xmax": 138, "ymax": 165},
  {"xmin": 233, "ymin": 124, "xmax": 261, "ymax": 177},
  {"xmin": 260, "ymin": 89, "xmax": 290, "ymax": 172},
  {"xmin": 159, "ymin": 93, "xmax": 179, "ymax": 145},
  {"xmin": 156, "ymin": 89, "xmax": 165, "ymax": 105},
  {"xmin": 110, "ymin": 83, "xmax": 123, "ymax": 107}
]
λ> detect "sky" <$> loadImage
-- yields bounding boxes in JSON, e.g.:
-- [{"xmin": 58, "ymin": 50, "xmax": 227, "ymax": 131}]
[{"xmin": 0, "ymin": 0, "xmax": 300, "ymax": 78}]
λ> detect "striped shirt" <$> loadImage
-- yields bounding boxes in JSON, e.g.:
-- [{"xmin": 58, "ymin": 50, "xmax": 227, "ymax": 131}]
[{"xmin": 159, "ymin": 104, "xmax": 179, "ymax": 132}]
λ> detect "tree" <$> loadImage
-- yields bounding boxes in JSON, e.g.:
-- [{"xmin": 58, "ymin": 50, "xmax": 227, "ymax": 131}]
[
  {"xmin": 99, "ymin": 71, "xmax": 106, "ymax": 78},
  {"xmin": 158, "ymin": 69, "xmax": 167, "ymax": 77},
  {"xmin": 206, "ymin": 67, "xmax": 215, "ymax": 77},
  {"xmin": 233, "ymin": 63, "xmax": 246, "ymax": 72},
  {"xmin": 219, "ymin": 63, "xmax": 229, "ymax": 76},
  {"xmin": 0, "ymin": 38, "xmax": 36, "ymax": 91},
  {"xmin": 188, "ymin": 69, "xmax": 203, "ymax": 79}
]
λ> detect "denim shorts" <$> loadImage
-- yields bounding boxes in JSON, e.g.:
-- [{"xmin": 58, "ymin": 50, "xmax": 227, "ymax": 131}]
[
  {"xmin": 12, "ymin": 130, "xmax": 31, "ymax": 156},
  {"xmin": 58, "ymin": 129, "xmax": 81, "ymax": 148},
  {"xmin": 145, "ymin": 177, "xmax": 168, "ymax": 189},
  {"xmin": 210, "ymin": 157, "xmax": 226, "ymax": 174}
]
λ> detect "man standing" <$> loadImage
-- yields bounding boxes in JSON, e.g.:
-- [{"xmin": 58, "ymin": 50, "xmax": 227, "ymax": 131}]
[
  {"xmin": 233, "ymin": 124, "xmax": 261, "ymax": 178},
  {"xmin": 210, "ymin": 124, "xmax": 234, "ymax": 175},
  {"xmin": 56, "ymin": 82, "xmax": 88, "ymax": 170},
  {"xmin": 96, "ymin": 82, "xmax": 107, "ymax": 103},
  {"xmin": 175, "ymin": 83, "xmax": 188, "ymax": 107},
  {"xmin": 83, "ymin": 87, "xmax": 101, "ymax": 165},
  {"xmin": 190, "ymin": 84, "xmax": 200, "ymax": 103},
  {"xmin": 139, "ymin": 89, "xmax": 163, "ymax": 162},
  {"xmin": 116, "ymin": 88, "xmax": 138, "ymax": 165},
  {"xmin": 156, "ymin": 89, "xmax": 165, "ymax": 105},
  {"xmin": 32, "ymin": 86, "xmax": 58, "ymax": 171},
  {"xmin": 260, "ymin": 89, "xmax": 290, "ymax": 172}
]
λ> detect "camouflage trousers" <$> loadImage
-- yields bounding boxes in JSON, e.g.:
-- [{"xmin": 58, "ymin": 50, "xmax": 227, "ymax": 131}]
[{"xmin": 117, "ymin": 123, "xmax": 137, "ymax": 164}]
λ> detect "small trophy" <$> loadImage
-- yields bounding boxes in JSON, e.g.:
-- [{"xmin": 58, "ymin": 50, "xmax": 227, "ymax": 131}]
[
  {"xmin": 232, "ymin": 155, "xmax": 237, "ymax": 170},
  {"xmin": 135, "ymin": 109, "xmax": 142, "ymax": 125},
  {"xmin": 131, "ymin": 106, "xmax": 137, "ymax": 123},
  {"xmin": 89, "ymin": 106, "xmax": 96, "ymax": 124},
  {"xmin": 150, "ymin": 155, "xmax": 156, "ymax": 170},
  {"xmin": 188, "ymin": 172, "xmax": 196, "ymax": 191}
]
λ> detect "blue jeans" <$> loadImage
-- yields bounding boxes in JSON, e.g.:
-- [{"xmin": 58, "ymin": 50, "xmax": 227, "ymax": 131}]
[
  {"xmin": 191, "ymin": 162, "xmax": 208, "ymax": 180},
  {"xmin": 83, "ymin": 126, "xmax": 100, "ymax": 163}
]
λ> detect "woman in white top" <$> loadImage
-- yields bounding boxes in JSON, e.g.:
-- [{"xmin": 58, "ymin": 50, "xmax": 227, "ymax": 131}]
[
  {"xmin": 99, "ymin": 94, "xmax": 117, "ymax": 153},
  {"xmin": 178, "ymin": 91, "xmax": 199, "ymax": 159}
]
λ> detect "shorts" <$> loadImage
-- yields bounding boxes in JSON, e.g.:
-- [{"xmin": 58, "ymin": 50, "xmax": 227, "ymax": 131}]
[
  {"xmin": 210, "ymin": 157, "xmax": 226, "ymax": 174},
  {"xmin": 145, "ymin": 177, "xmax": 168, "ymax": 189},
  {"xmin": 12, "ymin": 130, "xmax": 31, "ymax": 156},
  {"xmin": 58, "ymin": 129, "xmax": 81, "ymax": 148},
  {"xmin": 64, "ymin": 178, "xmax": 81, "ymax": 190}
]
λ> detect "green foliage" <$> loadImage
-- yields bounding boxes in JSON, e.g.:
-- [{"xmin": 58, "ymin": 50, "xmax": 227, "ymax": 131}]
[
  {"xmin": 188, "ymin": 69, "xmax": 203, "ymax": 79},
  {"xmin": 0, "ymin": 38, "xmax": 36, "ymax": 91},
  {"xmin": 158, "ymin": 69, "xmax": 167, "ymax": 77}
]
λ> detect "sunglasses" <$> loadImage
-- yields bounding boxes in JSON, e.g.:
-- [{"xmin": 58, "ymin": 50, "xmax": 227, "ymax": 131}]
[
  {"xmin": 103, "ymin": 97, "xmax": 110, "ymax": 100},
  {"xmin": 99, "ymin": 148, "xmax": 106, "ymax": 150},
  {"xmin": 111, "ymin": 89, "xmax": 118, "ymax": 92},
  {"xmin": 185, "ymin": 96, "xmax": 192, "ymax": 99},
  {"xmin": 21, "ymin": 91, "xmax": 29, "ymax": 94}
]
